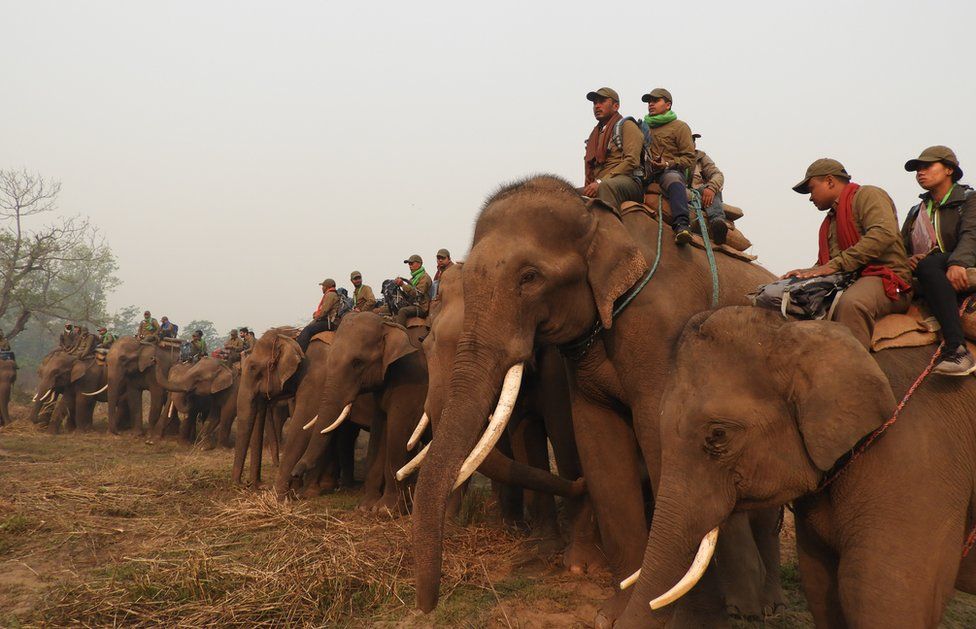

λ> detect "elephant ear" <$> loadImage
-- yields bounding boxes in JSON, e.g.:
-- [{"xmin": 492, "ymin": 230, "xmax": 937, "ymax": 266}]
[
  {"xmin": 137, "ymin": 346, "xmax": 155, "ymax": 372},
  {"xmin": 772, "ymin": 320, "xmax": 896, "ymax": 472},
  {"xmin": 584, "ymin": 198, "xmax": 650, "ymax": 329},
  {"xmin": 69, "ymin": 360, "xmax": 88, "ymax": 383},
  {"xmin": 274, "ymin": 335, "xmax": 304, "ymax": 389},
  {"xmin": 381, "ymin": 321, "xmax": 418, "ymax": 377},
  {"xmin": 211, "ymin": 366, "xmax": 235, "ymax": 394}
]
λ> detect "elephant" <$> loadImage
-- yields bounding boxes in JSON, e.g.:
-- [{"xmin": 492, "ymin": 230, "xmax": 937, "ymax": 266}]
[
  {"xmin": 411, "ymin": 175, "xmax": 783, "ymax": 626},
  {"xmin": 418, "ymin": 262, "xmax": 602, "ymax": 570},
  {"xmin": 0, "ymin": 357, "xmax": 15, "ymax": 427},
  {"xmin": 105, "ymin": 336, "xmax": 180, "ymax": 436},
  {"xmin": 634, "ymin": 305, "xmax": 976, "ymax": 628},
  {"xmin": 28, "ymin": 349, "xmax": 111, "ymax": 433},
  {"xmin": 155, "ymin": 356, "xmax": 238, "ymax": 448}
]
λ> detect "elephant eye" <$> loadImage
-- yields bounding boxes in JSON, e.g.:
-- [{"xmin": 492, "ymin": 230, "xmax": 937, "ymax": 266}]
[
  {"xmin": 703, "ymin": 424, "xmax": 733, "ymax": 457},
  {"xmin": 519, "ymin": 269, "xmax": 539, "ymax": 285}
]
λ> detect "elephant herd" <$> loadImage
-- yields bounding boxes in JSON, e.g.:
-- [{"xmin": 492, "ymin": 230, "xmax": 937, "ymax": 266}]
[{"xmin": 22, "ymin": 174, "xmax": 976, "ymax": 627}]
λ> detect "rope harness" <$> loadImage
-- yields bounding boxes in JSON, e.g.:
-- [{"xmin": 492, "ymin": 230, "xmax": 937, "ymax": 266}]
[
  {"xmin": 265, "ymin": 335, "xmax": 280, "ymax": 400},
  {"xmin": 812, "ymin": 295, "xmax": 976, "ymax": 558}
]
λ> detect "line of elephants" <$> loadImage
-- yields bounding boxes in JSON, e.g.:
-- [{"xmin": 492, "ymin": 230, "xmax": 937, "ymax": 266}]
[{"xmin": 24, "ymin": 174, "xmax": 976, "ymax": 627}]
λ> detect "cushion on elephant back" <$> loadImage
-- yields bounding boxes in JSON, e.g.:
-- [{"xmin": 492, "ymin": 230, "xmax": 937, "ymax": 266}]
[
  {"xmin": 159, "ymin": 337, "xmax": 183, "ymax": 350},
  {"xmin": 618, "ymin": 201, "xmax": 757, "ymax": 262},
  {"xmin": 641, "ymin": 189, "xmax": 753, "ymax": 254},
  {"xmin": 871, "ymin": 303, "xmax": 939, "ymax": 352}
]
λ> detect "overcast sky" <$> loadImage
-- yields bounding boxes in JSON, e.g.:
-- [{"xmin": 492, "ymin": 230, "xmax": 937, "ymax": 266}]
[{"xmin": 3, "ymin": 0, "xmax": 974, "ymax": 334}]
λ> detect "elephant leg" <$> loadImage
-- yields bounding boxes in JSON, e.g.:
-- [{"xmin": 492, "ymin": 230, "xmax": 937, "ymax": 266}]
[
  {"xmin": 63, "ymin": 392, "xmax": 78, "ymax": 432},
  {"xmin": 127, "ymin": 388, "xmax": 144, "ymax": 436},
  {"xmin": 233, "ymin": 399, "xmax": 261, "ymax": 485},
  {"xmin": 795, "ymin": 514, "xmax": 844, "ymax": 628},
  {"xmin": 312, "ymin": 439, "xmax": 340, "ymax": 495},
  {"xmin": 74, "ymin": 392, "xmax": 95, "ymax": 432},
  {"xmin": 178, "ymin": 409, "xmax": 194, "ymax": 445},
  {"xmin": 46, "ymin": 397, "xmax": 65, "ymax": 434},
  {"xmin": 375, "ymin": 406, "xmax": 421, "ymax": 517},
  {"xmin": 199, "ymin": 404, "xmax": 220, "ymax": 450},
  {"xmin": 146, "ymin": 389, "xmax": 166, "ymax": 436},
  {"xmin": 216, "ymin": 397, "xmax": 235, "ymax": 449},
  {"xmin": 750, "ymin": 508, "xmax": 786, "ymax": 615},
  {"xmin": 338, "ymin": 424, "xmax": 360, "ymax": 488},
  {"xmin": 715, "ymin": 513, "xmax": 766, "ymax": 620},
  {"xmin": 519, "ymin": 415, "xmax": 560, "ymax": 544},
  {"xmin": 359, "ymin": 421, "xmax": 386, "ymax": 511},
  {"xmin": 572, "ymin": 394, "xmax": 646, "ymax": 627},
  {"xmin": 270, "ymin": 404, "xmax": 288, "ymax": 467}
]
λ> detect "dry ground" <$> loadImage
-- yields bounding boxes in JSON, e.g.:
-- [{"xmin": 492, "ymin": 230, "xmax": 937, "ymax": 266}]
[{"xmin": 2, "ymin": 404, "xmax": 976, "ymax": 628}]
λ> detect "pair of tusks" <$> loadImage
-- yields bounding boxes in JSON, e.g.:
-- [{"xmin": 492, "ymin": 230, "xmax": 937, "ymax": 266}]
[
  {"xmin": 299, "ymin": 403, "xmax": 353, "ymax": 433},
  {"xmin": 394, "ymin": 363, "xmax": 524, "ymax": 487},
  {"xmin": 618, "ymin": 527, "xmax": 720, "ymax": 611},
  {"xmin": 33, "ymin": 389, "xmax": 53, "ymax": 403},
  {"xmin": 81, "ymin": 384, "xmax": 108, "ymax": 397}
]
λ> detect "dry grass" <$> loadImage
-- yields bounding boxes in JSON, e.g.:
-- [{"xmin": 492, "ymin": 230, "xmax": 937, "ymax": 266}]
[{"xmin": 3, "ymin": 404, "xmax": 976, "ymax": 628}]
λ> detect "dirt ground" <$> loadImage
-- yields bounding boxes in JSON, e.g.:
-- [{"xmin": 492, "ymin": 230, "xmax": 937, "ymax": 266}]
[{"xmin": 2, "ymin": 405, "xmax": 976, "ymax": 628}]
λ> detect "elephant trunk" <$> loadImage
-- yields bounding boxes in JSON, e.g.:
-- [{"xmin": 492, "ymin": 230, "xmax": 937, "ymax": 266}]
[
  {"xmin": 154, "ymin": 361, "xmax": 188, "ymax": 392},
  {"xmin": 232, "ymin": 390, "xmax": 262, "ymax": 485},
  {"xmin": 27, "ymin": 398, "xmax": 43, "ymax": 424},
  {"xmin": 106, "ymin": 362, "xmax": 125, "ymax": 434},
  {"xmin": 413, "ymin": 342, "xmax": 511, "ymax": 613},
  {"xmin": 614, "ymin": 469, "xmax": 733, "ymax": 629}
]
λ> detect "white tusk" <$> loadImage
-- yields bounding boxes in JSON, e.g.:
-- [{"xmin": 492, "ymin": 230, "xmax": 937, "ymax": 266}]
[
  {"xmin": 407, "ymin": 412, "xmax": 429, "ymax": 450},
  {"xmin": 82, "ymin": 384, "xmax": 108, "ymax": 397},
  {"xmin": 32, "ymin": 392, "xmax": 38, "ymax": 402},
  {"xmin": 168, "ymin": 401, "xmax": 175, "ymax": 417},
  {"xmin": 395, "ymin": 442, "xmax": 430, "ymax": 481},
  {"xmin": 649, "ymin": 528, "xmax": 720, "ymax": 610},
  {"xmin": 452, "ymin": 363, "xmax": 523, "ymax": 491},
  {"xmin": 320, "ymin": 404, "xmax": 352, "ymax": 434},
  {"xmin": 39, "ymin": 389, "xmax": 53, "ymax": 403},
  {"xmin": 302, "ymin": 415, "xmax": 318, "ymax": 430},
  {"xmin": 620, "ymin": 569, "xmax": 640, "ymax": 590}
]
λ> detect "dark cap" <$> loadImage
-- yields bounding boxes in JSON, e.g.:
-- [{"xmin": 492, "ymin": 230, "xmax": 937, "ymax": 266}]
[
  {"xmin": 319, "ymin": 278, "xmax": 336, "ymax": 287},
  {"xmin": 641, "ymin": 87, "xmax": 673, "ymax": 103},
  {"xmin": 905, "ymin": 145, "xmax": 963, "ymax": 181},
  {"xmin": 586, "ymin": 87, "xmax": 619, "ymax": 103},
  {"xmin": 350, "ymin": 270, "xmax": 362, "ymax": 280},
  {"xmin": 436, "ymin": 248, "xmax": 450, "ymax": 259},
  {"xmin": 692, "ymin": 132, "xmax": 701, "ymax": 140},
  {"xmin": 404, "ymin": 254, "xmax": 423, "ymax": 264},
  {"xmin": 792, "ymin": 158, "xmax": 851, "ymax": 194}
]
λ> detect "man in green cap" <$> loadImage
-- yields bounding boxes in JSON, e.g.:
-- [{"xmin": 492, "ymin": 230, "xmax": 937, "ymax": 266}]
[
  {"xmin": 901, "ymin": 146, "xmax": 976, "ymax": 375},
  {"xmin": 350, "ymin": 271, "xmax": 377, "ymax": 312},
  {"xmin": 785, "ymin": 158, "xmax": 911, "ymax": 349},
  {"xmin": 582, "ymin": 87, "xmax": 644, "ymax": 211},
  {"xmin": 296, "ymin": 278, "xmax": 342, "ymax": 350},
  {"xmin": 395, "ymin": 254, "xmax": 432, "ymax": 325},
  {"xmin": 641, "ymin": 88, "xmax": 698, "ymax": 244}
]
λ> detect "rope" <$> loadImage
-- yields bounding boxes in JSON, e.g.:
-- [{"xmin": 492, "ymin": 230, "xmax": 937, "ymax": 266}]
[
  {"xmin": 690, "ymin": 189, "xmax": 720, "ymax": 308},
  {"xmin": 265, "ymin": 335, "xmax": 279, "ymax": 400}
]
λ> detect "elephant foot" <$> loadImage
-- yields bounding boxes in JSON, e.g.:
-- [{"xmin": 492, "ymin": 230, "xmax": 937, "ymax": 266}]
[
  {"xmin": 562, "ymin": 536, "xmax": 606, "ymax": 575},
  {"xmin": 302, "ymin": 483, "xmax": 326, "ymax": 499},
  {"xmin": 200, "ymin": 441, "xmax": 216, "ymax": 451},
  {"xmin": 370, "ymin": 493, "xmax": 408, "ymax": 517},
  {"xmin": 357, "ymin": 492, "xmax": 382, "ymax": 511},
  {"xmin": 594, "ymin": 588, "xmax": 631, "ymax": 629}
]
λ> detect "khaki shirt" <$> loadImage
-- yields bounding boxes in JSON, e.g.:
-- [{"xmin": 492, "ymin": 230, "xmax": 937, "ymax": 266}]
[
  {"xmin": 354, "ymin": 285, "xmax": 377, "ymax": 311},
  {"xmin": 313, "ymin": 291, "xmax": 340, "ymax": 321},
  {"xmin": 137, "ymin": 318, "xmax": 159, "ymax": 338},
  {"xmin": 825, "ymin": 185, "xmax": 911, "ymax": 283},
  {"xmin": 224, "ymin": 337, "xmax": 244, "ymax": 351},
  {"xmin": 401, "ymin": 272, "xmax": 433, "ymax": 314},
  {"xmin": 592, "ymin": 119, "xmax": 643, "ymax": 182},
  {"xmin": 648, "ymin": 118, "xmax": 696, "ymax": 176},
  {"xmin": 691, "ymin": 150, "xmax": 725, "ymax": 193}
]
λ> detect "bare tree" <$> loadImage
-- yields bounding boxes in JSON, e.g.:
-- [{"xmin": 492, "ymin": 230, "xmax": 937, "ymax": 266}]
[{"xmin": 0, "ymin": 169, "xmax": 117, "ymax": 339}]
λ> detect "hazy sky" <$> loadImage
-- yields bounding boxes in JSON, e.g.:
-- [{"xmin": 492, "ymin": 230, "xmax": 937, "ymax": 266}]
[{"xmin": 3, "ymin": 0, "xmax": 974, "ymax": 334}]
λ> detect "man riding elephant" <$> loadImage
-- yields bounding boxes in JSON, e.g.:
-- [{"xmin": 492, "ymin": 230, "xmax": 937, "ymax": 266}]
[
  {"xmin": 136, "ymin": 311, "xmax": 160, "ymax": 343},
  {"xmin": 72, "ymin": 326, "xmax": 98, "ymax": 358},
  {"xmin": 223, "ymin": 329, "xmax": 244, "ymax": 364},
  {"xmin": 188, "ymin": 330, "xmax": 208, "ymax": 362},
  {"xmin": 350, "ymin": 271, "xmax": 377, "ymax": 312},
  {"xmin": 395, "ymin": 254, "xmax": 432, "ymax": 326},
  {"xmin": 296, "ymin": 278, "xmax": 342, "ymax": 350},
  {"xmin": 97, "ymin": 326, "xmax": 115, "ymax": 350}
]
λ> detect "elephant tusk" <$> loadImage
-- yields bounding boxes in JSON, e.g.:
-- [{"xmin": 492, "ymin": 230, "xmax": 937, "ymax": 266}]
[
  {"xmin": 31, "ymin": 392, "xmax": 38, "ymax": 402},
  {"xmin": 82, "ymin": 384, "xmax": 108, "ymax": 397},
  {"xmin": 395, "ymin": 442, "xmax": 430, "ymax": 481},
  {"xmin": 302, "ymin": 415, "xmax": 319, "ymax": 430},
  {"xmin": 39, "ymin": 389, "xmax": 54, "ymax": 403},
  {"xmin": 168, "ymin": 401, "xmax": 175, "ymax": 417},
  {"xmin": 649, "ymin": 527, "xmax": 720, "ymax": 610},
  {"xmin": 320, "ymin": 404, "xmax": 352, "ymax": 434},
  {"xmin": 452, "ymin": 363, "xmax": 523, "ymax": 491},
  {"xmin": 620, "ymin": 569, "xmax": 641, "ymax": 590},
  {"xmin": 407, "ymin": 412, "xmax": 429, "ymax": 450}
]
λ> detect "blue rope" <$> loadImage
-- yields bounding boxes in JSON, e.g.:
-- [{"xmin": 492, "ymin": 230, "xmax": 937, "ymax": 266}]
[{"xmin": 690, "ymin": 189, "xmax": 720, "ymax": 308}]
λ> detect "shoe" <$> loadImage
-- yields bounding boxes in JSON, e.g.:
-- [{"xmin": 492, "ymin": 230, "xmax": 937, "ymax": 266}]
[
  {"xmin": 674, "ymin": 226, "xmax": 693, "ymax": 246},
  {"xmin": 933, "ymin": 346, "xmax": 976, "ymax": 376},
  {"xmin": 708, "ymin": 218, "xmax": 728, "ymax": 246}
]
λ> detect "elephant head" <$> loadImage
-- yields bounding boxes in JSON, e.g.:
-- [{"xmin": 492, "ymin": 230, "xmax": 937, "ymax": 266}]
[
  {"xmin": 413, "ymin": 176, "xmax": 648, "ymax": 611},
  {"xmin": 622, "ymin": 306, "xmax": 895, "ymax": 625},
  {"xmin": 28, "ymin": 350, "xmax": 76, "ymax": 423},
  {"xmin": 157, "ymin": 357, "xmax": 235, "ymax": 398}
]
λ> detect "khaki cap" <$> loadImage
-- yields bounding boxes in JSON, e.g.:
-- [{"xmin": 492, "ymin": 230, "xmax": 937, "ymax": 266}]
[
  {"xmin": 403, "ymin": 254, "xmax": 423, "ymax": 264},
  {"xmin": 641, "ymin": 87, "xmax": 673, "ymax": 103},
  {"xmin": 436, "ymin": 248, "xmax": 450, "ymax": 258},
  {"xmin": 586, "ymin": 87, "xmax": 619, "ymax": 103},
  {"xmin": 319, "ymin": 278, "xmax": 336, "ymax": 287},
  {"xmin": 792, "ymin": 158, "xmax": 851, "ymax": 194},
  {"xmin": 905, "ymin": 145, "xmax": 963, "ymax": 181},
  {"xmin": 350, "ymin": 270, "xmax": 362, "ymax": 280}
]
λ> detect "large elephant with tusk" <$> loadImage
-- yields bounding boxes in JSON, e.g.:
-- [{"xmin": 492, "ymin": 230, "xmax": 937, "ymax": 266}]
[
  {"xmin": 636, "ymin": 306, "xmax": 976, "ymax": 628},
  {"xmin": 412, "ymin": 176, "xmax": 783, "ymax": 626},
  {"xmin": 29, "ymin": 349, "xmax": 113, "ymax": 433},
  {"xmin": 154, "ymin": 356, "xmax": 238, "ymax": 448},
  {"xmin": 104, "ymin": 336, "xmax": 181, "ymax": 436}
]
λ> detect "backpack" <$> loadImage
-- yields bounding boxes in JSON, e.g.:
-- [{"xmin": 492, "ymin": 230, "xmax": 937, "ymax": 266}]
[
  {"xmin": 749, "ymin": 272, "xmax": 857, "ymax": 320},
  {"xmin": 611, "ymin": 116, "xmax": 653, "ymax": 182},
  {"xmin": 335, "ymin": 288, "xmax": 354, "ymax": 319},
  {"xmin": 381, "ymin": 279, "xmax": 413, "ymax": 315}
]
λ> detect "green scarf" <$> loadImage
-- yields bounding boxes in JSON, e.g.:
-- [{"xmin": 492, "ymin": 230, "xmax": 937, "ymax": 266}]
[
  {"xmin": 410, "ymin": 266, "xmax": 426, "ymax": 287},
  {"xmin": 644, "ymin": 110, "xmax": 677, "ymax": 128}
]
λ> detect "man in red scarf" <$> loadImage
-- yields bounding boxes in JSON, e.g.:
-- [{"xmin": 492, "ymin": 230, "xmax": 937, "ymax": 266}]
[
  {"xmin": 582, "ymin": 87, "xmax": 643, "ymax": 211},
  {"xmin": 784, "ymin": 158, "xmax": 911, "ymax": 349},
  {"xmin": 296, "ymin": 278, "xmax": 341, "ymax": 350}
]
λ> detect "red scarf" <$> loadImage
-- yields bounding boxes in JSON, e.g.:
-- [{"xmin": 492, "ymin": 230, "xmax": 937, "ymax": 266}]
[
  {"xmin": 314, "ymin": 287, "xmax": 336, "ymax": 318},
  {"xmin": 584, "ymin": 112, "xmax": 622, "ymax": 184},
  {"xmin": 817, "ymin": 183, "xmax": 909, "ymax": 301}
]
